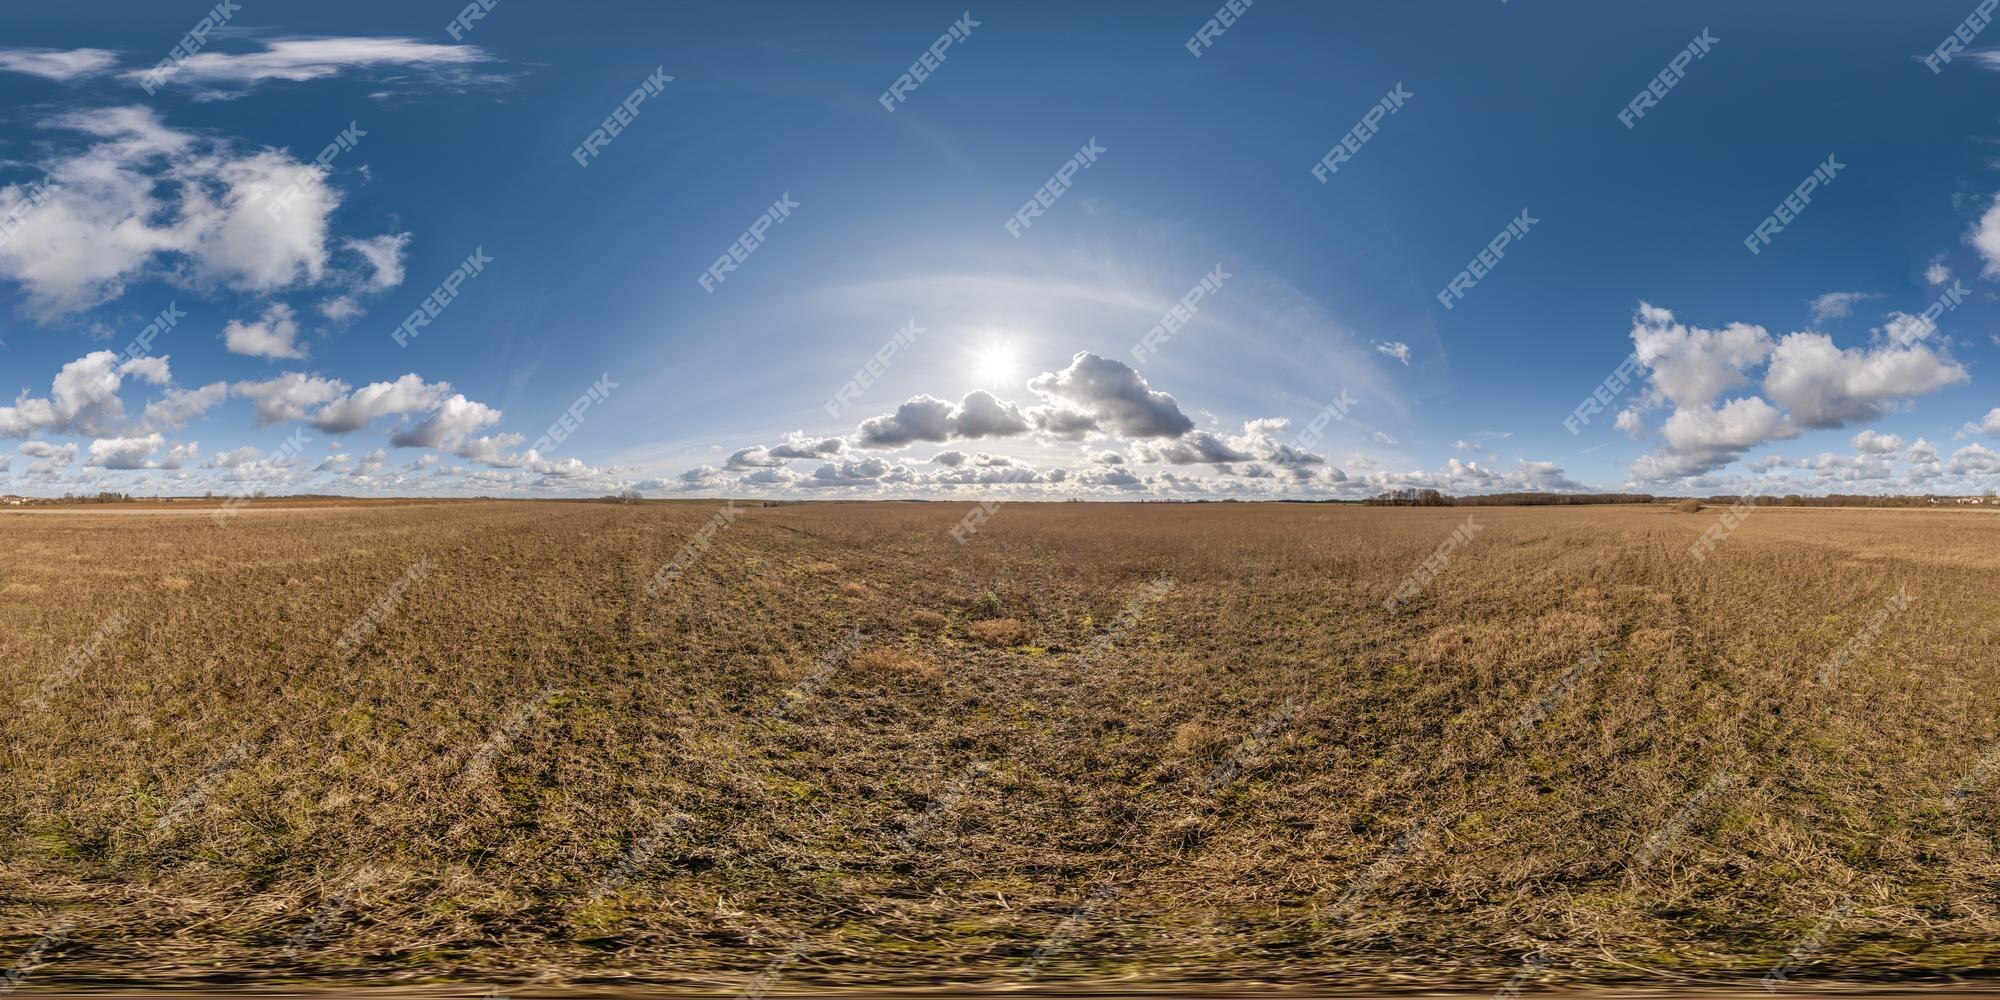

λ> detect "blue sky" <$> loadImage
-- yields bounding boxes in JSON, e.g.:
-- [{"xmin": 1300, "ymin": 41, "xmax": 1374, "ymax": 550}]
[{"xmin": 3, "ymin": 0, "xmax": 2000, "ymax": 498}]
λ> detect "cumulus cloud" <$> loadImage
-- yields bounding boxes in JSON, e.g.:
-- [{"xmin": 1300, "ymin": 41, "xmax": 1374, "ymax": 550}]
[
  {"xmin": 120, "ymin": 355, "xmax": 171, "ymax": 385},
  {"xmin": 931, "ymin": 464, "xmax": 1043, "ymax": 486},
  {"xmin": 722, "ymin": 432, "xmax": 849, "ymax": 470},
  {"xmin": 0, "ymin": 350, "xmax": 184, "ymax": 439},
  {"xmin": 223, "ymin": 302, "xmax": 306, "ymax": 360},
  {"xmin": 143, "ymin": 381, "xmax": 228, "ymax": 430},
  {"xmin": 1623, "ymin": 303, "xmax": 1966, "ymax": 481},
  {"xmin": 1073, "ymin": 468, "xmax": 1143, "ymax": 489},
  {"xmin": 1927, "ymin": 257, "xmax": 1953, "ymax": 286},
  {"xmin": 1808, "ymin": 291, "xmax": 1870, "ymax": 323},
  {"xmin": 952, "ymin": 390, "xmax": 1032, "ymax": 438},
  {"xmin": 1762, "ymin": 331, "xmax": 1965, "ymax": 428},
  {"xmin": 800, "ymin": 458, "xmax": 907, "ymax": 488},
  {"xmin": 1966, "ymin": 407, "xmax": 2000, "ymax": 437},
  {"xmin": 1877, "ymin": 311, "xmax": 1937, "ymax": 347},
  {"xmin": 854, "ymin": 395, "xmax": 955, "ymax": 448},
  {"xmin": 346, "ymin": 232, "xmax": 411, "ymax": 291},
  {"xmin": 1133, "ymin": 430, "xmax": 1254, "ymax": 466},
  {"xmin": 204, "ymin": 445, "xmax": 262, "ymax": 469},
  {"xmin": 19, "ymin": 440, "xmax": 76, "ymax": 474},
  {"xmin": 86, "ymin": 433, "xmax": 165, "ymax": 470},
  {"xmin": 232, "ymin": 373, "xmax": 349, "ymax": 425},
  {"xmin": 1631, "ymin": 397, "xmax": 1792, "ymax": 481},
  {"xmin": 319, "ymin": 231, "xmax": 413, "ymax": 320},
  {"xmin": 1025, "ymin": 404, "xmax": 1098, "ymax": 440},
  {"xmin": 1025, "ymin": 353, "xmax": 1193, "ymax": 439},
  {"xmin": 769, "ymin": 433, "xmax": 844, "ymax": 459},
  {"xmin": 855, "ymin": 390, "xmax": 1029, "ymax": 448},
  {"xmin": 0, "ymin": 47, "xmax": 118, "ymax": 81},
  {"xmin": 1949, "ymin": 443, "xmax": 2000, "ymax": 476},
  {"xmin": 1630, "ymin": 303, "xmax": 1774, "ymax": 409},
  {"xmin": 446, "ymin": 436, "xmax": 515, "ymax": 469},
  {"xmin": 388, "ymin": 393, "xmax": 500, "ymax": 448},
  {"xmin": 1975, "ymin": 194, "xmax": 2000, "ymax": 279},
  {"xmin": 0, "ymin": 106, "xmax": 338, "ymax": 318},
  {"xmin": 1851, "ymin": 429, "xmax": 1904, "ymax": 453},
  {"xmin": 307, "ymin": 374, "xmax": 453, "ymax": 434}
]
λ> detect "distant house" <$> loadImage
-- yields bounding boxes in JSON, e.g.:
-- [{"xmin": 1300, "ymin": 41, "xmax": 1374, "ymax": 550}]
[{"xmin": 0, "ymin": 495, "xmax": 26, "ymax": 506}]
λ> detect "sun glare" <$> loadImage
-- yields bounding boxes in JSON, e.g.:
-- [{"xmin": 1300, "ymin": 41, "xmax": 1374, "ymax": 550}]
[{"xmin": 971, "ymin": 343, "xmax": 1020, "ymax": 387}]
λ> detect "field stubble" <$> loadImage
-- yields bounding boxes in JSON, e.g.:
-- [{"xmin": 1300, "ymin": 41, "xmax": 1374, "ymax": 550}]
[{"xmin": 3, "ymin": 500, "xmax": 2000, "ymax": 991}]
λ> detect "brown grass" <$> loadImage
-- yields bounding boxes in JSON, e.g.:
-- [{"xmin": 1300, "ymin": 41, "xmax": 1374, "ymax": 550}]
[
  {"xmin": 966, "ymin": 617, "xmax": 1027, "ymax": 647},
  {"xmin": 849, "ymin": 647, "xmax": 940, "ymax": 682},
  {"xmin": 4, "ymin": 500, "xmax": 2000, "ymax": 990},
  {"xmin": 1673, "ymin": 499, "xmax": 1705, "ymax": 513}
]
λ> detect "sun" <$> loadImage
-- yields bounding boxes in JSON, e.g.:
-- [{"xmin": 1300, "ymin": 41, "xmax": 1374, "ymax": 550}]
[{"xmin": 970, "ymin": 342, "xmax": 1020, "ymax": 387}]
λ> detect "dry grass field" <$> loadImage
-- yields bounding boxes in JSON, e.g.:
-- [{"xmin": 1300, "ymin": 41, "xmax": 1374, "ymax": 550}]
[{"xmin": 5, "ymin": 500, "xmax": 2000, "ymax": 993}]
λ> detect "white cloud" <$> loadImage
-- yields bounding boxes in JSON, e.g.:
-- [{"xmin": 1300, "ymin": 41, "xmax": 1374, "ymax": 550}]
[
  {"xmin": 19, "ymin": 440, "xmax": 76, "ymax": 474},
  {"xmin": 1024, "ymin": 353, "xmax": 1193, "ymax": 439},
  {"xmin": 318, "ymin": 295, "xmax": 365, "ymax": 323},
  {"xmin": 1624, "ymin": 303, "xmax": 1966, "ymax": 481},
  {"xmin": 454, "ymin": 433, "xmax": 527, "ymax": 468},
  {"xmin": 232, "ymin": 373, "xmax": 349, "ymax": 425},
  {"xmin": 316, "ymin": 232, "xmax": 411, "ymax": 324},
  {"xmin": 143, "ymin": 381, "xmax": 228, "ymax": 430},
  {"xmin": 1877, "ymin": 311, "xmax": 1937, "ymax": 347},
  {"xmin": 1975, "ymin": 193, "xmax": 2000, "ymax": 280},
  {"xmin": 1133, "ymin": 430, "xmax": 1254, "ymax": 466},
  {"xmin": 346, "ymin": 232, "xmax": 410, "ymax": 291},
  {"xmin": 0, "ymin": 397, "xmax": 57, "ymax": 438},
  {"xmin": 1808, "ymin": 291, "xmax": 1869, "ymax": 323},
  {"xmin": 1630, "ymin": 303, "xmax": 1773, "ymax": 409},
  {"xmin": 1851, "ymin": 429, "xmax": 1904, "ymax": 453},
  {"xmin": 1632, "ymin": 396, "xmax": 1792, "ymax": 480},
  {"xmin": 309, "ymin": 374, "xmax": 453, "ymax": 433},
  {"xmin": 119, "ymin": 355, "xmax": 171, "ymax": 385},
  {"xmin": 0, "ymin": 107, "xmax": 338, "ymax": 318},
  {"xmin": 223, "ymin": 302, "xmax": 306, "ymax": 360},
  {"xmin": 86, "ymin": 433, "xmax": 165, "ymax": 470},
  {"xmin": 1374, "ymin": 341, "xmax": 1412, "ymax": 366},
  {"xmin": 0, "ymin": 349, "xmax": 181, "ymax": 439},
  {"xmin": 854, "ymin": 390, "xmax": 1030, "ymax": 448},
  {"xmin": 1762, "ymin": 332, "xmax": 1966, "ymax": 428},
  {"xmin": 1948, "ymin": 443, "xmax": 2000, "ymax": 476},
  {"xmin": 120, "ymin": 37, "xmax": 495, "ymax": 96},
  {"xmin": 768, "ymin": 433, "xmax": 844, "ymax": 459},
  {"xmin": 204, "ymin": 445, "xmax": 263, "ymax": 469},
  {"xmin": 388, "ymin": 394, "xmax": 501, "ymax": 448},
  {"xmin": 1967, "ymin": 407, "xmax": 2000, "ymax": 437},
  {"xmin": 0, "ymin": 47, "xmax": 118, "ymax": 81},
  {"xmin": 1927, "ymin": 257, "xmax": 1953, "ymax": 286}
]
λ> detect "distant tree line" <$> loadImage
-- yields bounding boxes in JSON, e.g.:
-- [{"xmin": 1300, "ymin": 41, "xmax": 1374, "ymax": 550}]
[
  {"xmin": 1364, "ymin": 489, "xmax": 1658, "ymax": 506},
  {"xmin": 1359, "ymin": 489, "xmax": 1996, "ymax": 508}
]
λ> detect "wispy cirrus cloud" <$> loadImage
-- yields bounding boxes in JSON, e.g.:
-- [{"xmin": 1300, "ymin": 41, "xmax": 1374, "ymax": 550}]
[
  {"xmin": 0, "ymin": 46, "xmax": 119, "ymax": 81},
  {"xmin": 117, "ymin": 37, "xmax": 499, "ymax": 98}
]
